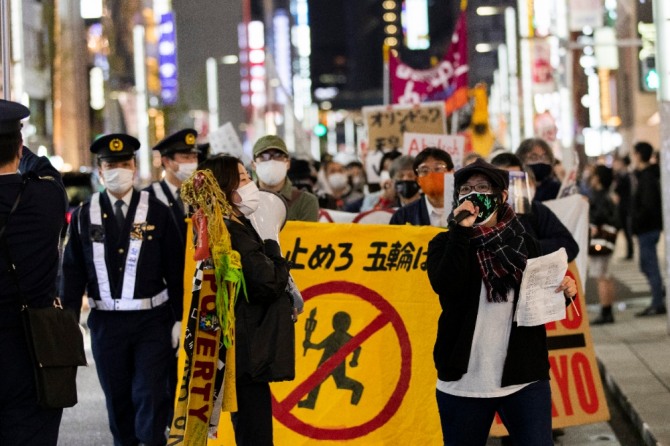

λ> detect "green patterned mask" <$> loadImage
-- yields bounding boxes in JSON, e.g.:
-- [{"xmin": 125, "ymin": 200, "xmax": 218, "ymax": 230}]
[{"xmin": 458, "ymin": 192, "xmax": 500, "ymax": 225}]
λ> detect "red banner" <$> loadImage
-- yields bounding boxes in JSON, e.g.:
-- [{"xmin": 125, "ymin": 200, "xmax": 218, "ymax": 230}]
[{"xmin": 389, "ymin": 12, "xmax": 468, "ymax": 113}]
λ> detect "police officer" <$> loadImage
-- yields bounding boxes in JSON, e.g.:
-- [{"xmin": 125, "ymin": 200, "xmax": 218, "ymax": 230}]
[
  {"xmin": 144, "ymin": 129, "xmax": 198, "ymax": 424},
  {"xmin": 0, "ymin": 100, "xmax": 67, "ymax": 444},
  {"xmin": 61, "ymin": 134, "xmax": 184, "ymax": 446},
  {"xmin": 145, "ymin": 128, "xmax": 199, "ymax": 238}
]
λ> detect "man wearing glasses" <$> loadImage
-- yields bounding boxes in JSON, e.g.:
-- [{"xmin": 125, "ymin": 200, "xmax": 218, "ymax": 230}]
[
  {"xmin": 251, "ymin": 135, "xmax": 319, "ymax": 222},
  {"xmin": 390, "ymin": 147, "xmax": 454, "ymax": 226}
]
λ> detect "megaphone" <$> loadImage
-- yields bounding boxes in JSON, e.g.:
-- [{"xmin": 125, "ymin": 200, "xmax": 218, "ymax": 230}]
[
  {"xmin": 248, "ymin": 190, "xmax": 304, "ymax": 318},
  {"xmin": 248, "ymin": 190, "xmax": 288, "ymax": 242}
]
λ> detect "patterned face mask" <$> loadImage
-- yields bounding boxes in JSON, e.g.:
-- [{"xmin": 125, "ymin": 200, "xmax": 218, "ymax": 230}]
[{"xmin": 457, "ymin": 192, "xmax": 500, "ymax": 225}]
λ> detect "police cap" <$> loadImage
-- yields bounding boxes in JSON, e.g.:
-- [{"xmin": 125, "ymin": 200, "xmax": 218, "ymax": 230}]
[
  {"xmin": 90, "ymin": 134, "xmax": 140, "ymax": 161},
  {"xmin": 153, "ymin": 128, "xmax": 199, "ymax": 156},
  {"xmin": 0, "ymin": 99, "xmax": 30, "ymax": 134}
]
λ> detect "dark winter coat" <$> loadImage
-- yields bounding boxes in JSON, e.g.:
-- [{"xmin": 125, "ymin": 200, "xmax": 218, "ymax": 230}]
[
  {"xmin": 225, "ymin": 216, "xmax": 293, "ymax": 382},
  {"xmin": 426, "ymin": 224, "xmax": 549, "ymax": 387},
  {"xmin": 632, "ymin": 164, "xmax": 663, "ymax": 234}
]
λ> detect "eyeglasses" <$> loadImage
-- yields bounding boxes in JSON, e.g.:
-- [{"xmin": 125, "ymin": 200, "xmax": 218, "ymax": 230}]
[
  {"xmin": 256, "ymin": 151, "xmax": 288, "ymax": 162},
  {"xmin": 416, "ymin": 163, "xmax": 449, "ymax": 177},
  {"xmin": 458, "ymin": 182, "xmax": 493, "ymax": 195}
]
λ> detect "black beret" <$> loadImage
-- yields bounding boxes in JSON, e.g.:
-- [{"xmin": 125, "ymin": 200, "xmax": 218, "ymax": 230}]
[
  {"xmin": 0, "ymin": 99, "xmax": 30, "ymax": 134},
  {"xmin": 455, "ymin": 157, "xmax": 509, "ymax": 190},
  {"xmin": 90, "ymin": 134, "xmax": 140, "ymax": 160},
  {"xmin": 153, "ymin": 128, "xmax": 199, "ymax": 156}
]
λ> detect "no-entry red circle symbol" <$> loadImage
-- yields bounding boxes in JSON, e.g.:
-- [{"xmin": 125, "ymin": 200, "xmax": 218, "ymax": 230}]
[{"xmin": 272, "ymin": 281, "xmax": 412, "ymax": 440}]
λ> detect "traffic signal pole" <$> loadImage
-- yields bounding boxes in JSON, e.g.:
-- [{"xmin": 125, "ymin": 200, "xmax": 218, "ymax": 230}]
[{"xmin": 652, "ymin": 0, "xmax": 670, "ymax": 332}]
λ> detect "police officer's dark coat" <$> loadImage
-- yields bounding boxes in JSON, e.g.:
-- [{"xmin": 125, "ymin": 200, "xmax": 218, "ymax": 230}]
[
  {"xmin": 144, "ymin": 179, "xmax": 187, "ymax": 240},
  {"xmin": 0, "ymin": 148, "xmax": 66, "ymax": 327},
  {"xmin": 60, "ymin": 189, "xmax": 184, "ymax": 320},
  {"xmin": 0, "ymin": 144, "xmax": 67, "ymax": 444}
]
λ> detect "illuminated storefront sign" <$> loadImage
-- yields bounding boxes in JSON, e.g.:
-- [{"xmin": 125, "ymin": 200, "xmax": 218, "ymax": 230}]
[{"xmin": 159, "ymin": 12, "xmax": 178, "ymax": 105}]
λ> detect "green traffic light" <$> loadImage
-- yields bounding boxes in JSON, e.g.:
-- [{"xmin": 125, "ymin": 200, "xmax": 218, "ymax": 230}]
[
  {"xmin": 646, "ymin": 69, "xmax": 659, "ymax": 91},
  {"xmin": 313, "ymin": 123, "xmax": 327, "ymax": 137}
]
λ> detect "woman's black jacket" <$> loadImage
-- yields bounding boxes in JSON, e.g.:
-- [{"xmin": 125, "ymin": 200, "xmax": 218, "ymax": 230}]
[
  {"xmin": 225, "ymin": 216, "xmax": 290, "ymax": 382},
  {"xmin": 426, "ymin": 224, "xmax": 549, "ymax": 387}
]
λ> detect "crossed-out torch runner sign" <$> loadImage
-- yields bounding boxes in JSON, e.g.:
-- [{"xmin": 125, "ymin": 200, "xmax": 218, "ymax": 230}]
[{"xmin": 298, "ymin": 307, "xmax": 364, "ymax": 410}]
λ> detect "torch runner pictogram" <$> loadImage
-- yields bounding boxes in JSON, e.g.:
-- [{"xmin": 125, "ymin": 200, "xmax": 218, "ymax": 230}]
[{"xmin": 303, "ymin": 308, "xmax": 317, "ymax": 356}]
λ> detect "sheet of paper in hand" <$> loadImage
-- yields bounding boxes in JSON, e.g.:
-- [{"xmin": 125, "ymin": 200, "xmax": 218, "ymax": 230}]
[{"xmin": 515, "ymin": 248, "xmax": 568, "ymax": 326}]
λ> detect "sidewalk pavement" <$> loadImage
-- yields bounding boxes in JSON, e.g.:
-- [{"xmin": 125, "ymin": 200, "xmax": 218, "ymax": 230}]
[{"xmin": 587, "ymin": 236, "xmax": 670, "ymax": 446}]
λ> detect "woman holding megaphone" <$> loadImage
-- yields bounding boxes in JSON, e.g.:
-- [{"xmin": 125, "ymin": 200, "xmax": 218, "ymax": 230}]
[{"xmin": 197, "ymin": 155, "xmax": 295, "ymax": 446}]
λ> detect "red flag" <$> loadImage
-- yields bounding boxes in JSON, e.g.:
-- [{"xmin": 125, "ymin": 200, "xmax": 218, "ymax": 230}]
[{"xmin": 389, "ymin": 11, "xmax": 468, "ymax": 113}]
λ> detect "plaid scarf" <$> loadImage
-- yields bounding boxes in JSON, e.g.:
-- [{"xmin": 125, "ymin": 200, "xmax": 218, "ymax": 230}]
[{"xmin": 469, "ymin": 203, "xmax": 528, "ymax": 302}]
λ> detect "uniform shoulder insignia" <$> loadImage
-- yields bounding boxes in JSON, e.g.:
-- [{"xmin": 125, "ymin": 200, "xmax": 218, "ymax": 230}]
[
  {"xmin": 23, "ymin": 171, "xmax": 39, "ymax": 181},
  {"xmin": 22, "ymin": 172, "xmax": 56, "ymax": 182}
]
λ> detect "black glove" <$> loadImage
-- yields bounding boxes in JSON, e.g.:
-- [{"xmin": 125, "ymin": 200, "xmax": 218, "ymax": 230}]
[{"xmin": 263, "ymin": 239, "xmax": 282, "ymax": 258}]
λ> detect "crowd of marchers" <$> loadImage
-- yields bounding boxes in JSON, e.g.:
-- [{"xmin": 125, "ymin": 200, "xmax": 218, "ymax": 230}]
[{"xmin": 0, "ymin": 95, "xmax": 663, "ymax": 446}]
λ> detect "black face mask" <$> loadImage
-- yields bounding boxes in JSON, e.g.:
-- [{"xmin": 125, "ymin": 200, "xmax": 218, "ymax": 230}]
[
  {"xmin": 395, "ymin": 180, "xmax": 421, "ymax": 199},
  {"xmin": 528, "ymin": 163, "xmax": 553, "ymax": 182}
]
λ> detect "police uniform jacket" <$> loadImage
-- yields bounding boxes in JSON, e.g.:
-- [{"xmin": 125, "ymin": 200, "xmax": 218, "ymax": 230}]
[
  {"xmin": 0, "ymin": 148, "xmax": 66, "ymax": 327},
  {"xmin": 144, "ymin": 179, "xmax": 187, "ymax": 239},
  {"xmin": 60, "ymin": 190, "xmax": 184, "ymax": 319}
]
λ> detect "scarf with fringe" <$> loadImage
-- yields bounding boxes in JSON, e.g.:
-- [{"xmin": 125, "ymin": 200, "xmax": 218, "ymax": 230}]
[{"xmin": 468, "ymin": 203, "xmax": 528, "ymax": 302}]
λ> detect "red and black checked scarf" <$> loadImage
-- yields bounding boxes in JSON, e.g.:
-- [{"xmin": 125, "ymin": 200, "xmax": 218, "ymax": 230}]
[{"xmin": 469, "ymin": 203, "xmax": 528, "ymax": 302}]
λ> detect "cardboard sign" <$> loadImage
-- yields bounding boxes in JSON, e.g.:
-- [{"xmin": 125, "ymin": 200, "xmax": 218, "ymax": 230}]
[
  {"xmin": 402, "ymin": 132, "xmax": 465, "ymax": 170},
  {"xmin": 362, "ymin": 102, "xmax": 446, "ymax": 152},
  {"xmin": 208, "ymin": 122, "xmax": 243, "ymax": 158}
]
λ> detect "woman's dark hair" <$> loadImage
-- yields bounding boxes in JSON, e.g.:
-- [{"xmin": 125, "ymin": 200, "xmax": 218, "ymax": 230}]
[
  {"xmin": 516, "ymin": 138, "xmax": 555, "ymax": 164},
  {"xmin": 490, "ymin": 152, "xmax": 523, "ymax": 170},
  {"xmin": 198, "ymin": 155, "xmax": 243, "ymax": 205},
  {"xmin": 413, "ymin": 147, "xmax": 454, "ymax": 172},
  {"xmin": 0, "ymin": 131, "xmax": 23, "ymax": 166},
  {"xmin": 379, "ymin": 150, "xmax": 401, "ymax": 174}
]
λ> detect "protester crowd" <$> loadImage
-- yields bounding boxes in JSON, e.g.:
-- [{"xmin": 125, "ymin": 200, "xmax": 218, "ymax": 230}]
[{"xmin": 0, "ymin": 94, "xmax": 664, "ymax": 446}]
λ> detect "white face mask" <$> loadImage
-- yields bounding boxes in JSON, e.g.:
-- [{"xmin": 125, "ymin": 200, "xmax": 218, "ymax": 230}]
[
  {"xmin": 235, "ymin": 181, "xmax": 260, "ymax": 216},
  {"xmin": 102, "ymin": 168, "xmax": 134, "ymax": 195},
  {"xmin": 328, "ymin": 172, "xmax": 349, "ymax": 190},
  {"xmin": 174, "ymin": 162, "xmax": 197, "ymax": 182},
  {"xmin": 255, "ymin": 160, "xmax": 287, "ymax": 187}
]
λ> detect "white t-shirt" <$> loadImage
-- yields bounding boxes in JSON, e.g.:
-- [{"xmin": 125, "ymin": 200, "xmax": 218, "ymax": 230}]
[
  {"xmin": 425, "ymin": 197, "xmax": 446, "ymax": 227},
  {"xmin": 437, "ymin": 283, "xmax": 533, "ymax": 398}
]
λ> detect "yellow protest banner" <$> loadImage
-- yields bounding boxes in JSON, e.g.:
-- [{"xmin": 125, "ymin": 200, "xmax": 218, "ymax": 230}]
[{"xmin": 206, "ymin": 222, "xmax": 607, "ymax": 445}]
